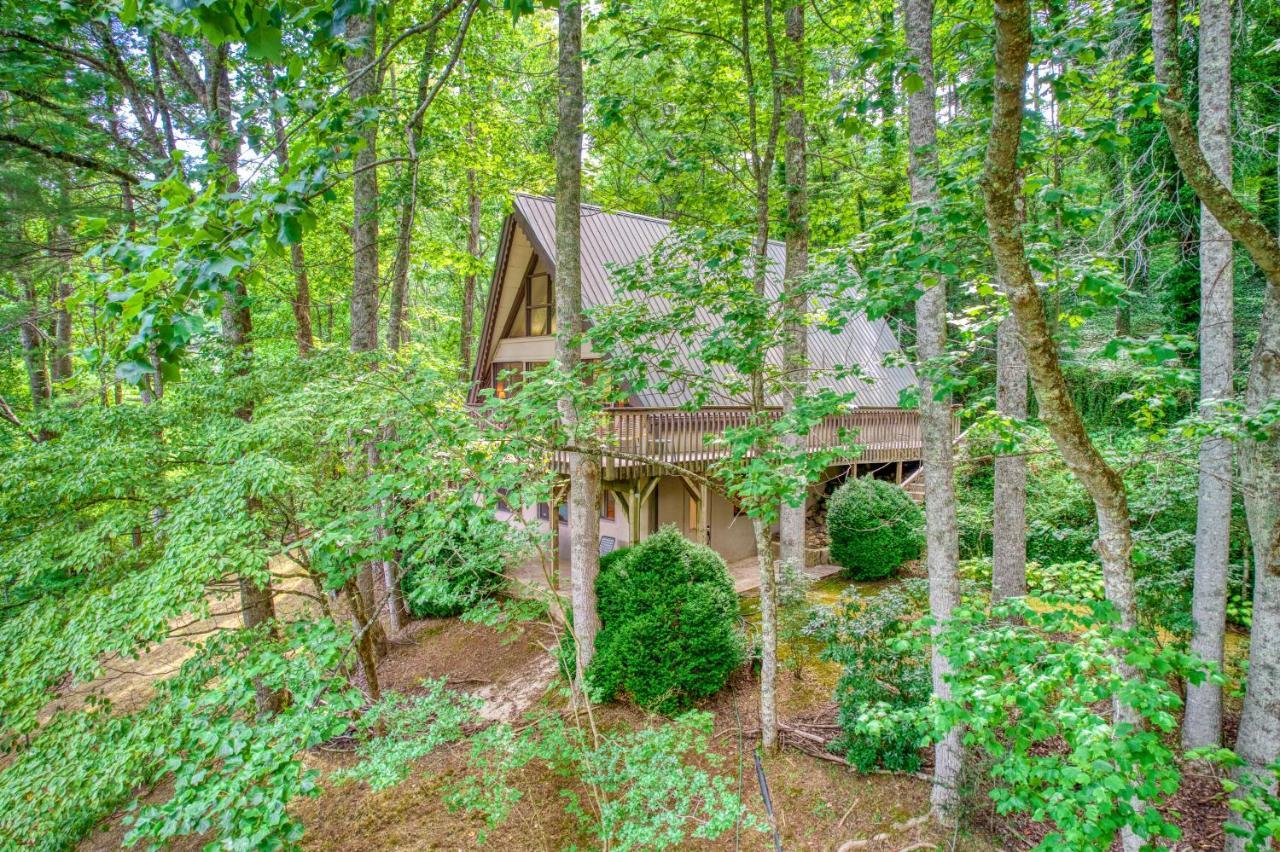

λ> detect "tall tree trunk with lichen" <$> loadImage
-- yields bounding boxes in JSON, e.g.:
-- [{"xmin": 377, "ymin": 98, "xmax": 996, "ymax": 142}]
[
  {"xmin": 461, "ymin": 160, "xmax": 481, "ymax": 377},
  {"xmin": 555, "ymin": 0, "xmax": 603, "ymax": 683},
  {"xmin": 741, "ymin": 0, "xmax": 783, "ymax": 751},
  {"xmin": 206, "ymin": 42, "xmax": 283, "ymax": 714},
  {"xmin": 50, "ymin": 204, "xmax": 73, "ymax": 384},
  {"xmin": 343, "ymin": 11, "xmax": 390, "ymax": 671},
  {"xmin": 19, "ymin": 274, "xmax": 50, "ymax": 412},
  {"xmin": 1184, "ymin": 0, "xmax": 1234, "ymax": 751},
  {"xmin": 387, "ymin": 36, "xmax": 439, "ymax": 354},
  {"xmin": 993, "ymin": 315, "xmax": 1027, "ymax": 602},
  {"xmin": 985, "ymin": 3, "xmax": 1144, "ymax": 846},
  {"xmin": 1152, "ymin": 0, "xmax": 1280, "ymax": 842},
  {"xmin": 347, "ymin": 11, "xmax": 381, "ymax": 354},
  {"xmin": 267, "ymin": 72, "xmax": 314, "ymax": 358},
  {"xmin": 905, "ymin": 0, "xmax": 962, "ymax": 818},
  {"xmin": 778, "ymin": 0, "xmax": 809, "ymax": 582}
]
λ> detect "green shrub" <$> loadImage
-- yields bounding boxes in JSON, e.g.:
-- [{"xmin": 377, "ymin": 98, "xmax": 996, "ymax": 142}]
[
  {"xmin": 401, "ymin": 501, "xmax": 512, "ymax": 618},
  {"xmin": 812, "ymin": 579, "xmax": 931, "ymax": 771},
  {"xmin": 588, "ymin": 527, "xmax": 743, "ymax": 713},
  {"xmin": 956, "ymin": 428, "xmax": 1255, "ymax": 633},
  {"xmin": 930, "ymin": 596, "xmax": 1207, "ymax": 848},
  {"xmin": 826, "ymin": 476, "xmax": 924, "ymax": 580}
]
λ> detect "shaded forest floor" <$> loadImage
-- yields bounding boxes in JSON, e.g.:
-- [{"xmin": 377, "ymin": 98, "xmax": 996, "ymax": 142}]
[
  {"xmin": 289, "ymin": 615, "xmax": 993, "ymax": 851},
  {"xmin": 76, "ymin": 569, "xmax": 1248, "ymax": 851}
]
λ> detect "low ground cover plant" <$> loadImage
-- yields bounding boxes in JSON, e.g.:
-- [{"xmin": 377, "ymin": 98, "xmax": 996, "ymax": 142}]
[{"xmin": 811, "ymin": 579, "xmax": 931, "ymax": 771}]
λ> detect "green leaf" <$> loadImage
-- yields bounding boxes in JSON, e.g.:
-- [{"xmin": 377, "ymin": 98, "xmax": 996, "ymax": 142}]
[
  {"xmin": 115, "ymin": 358, "xmax": 156, "ymax": 385},
  {"xmin": 277, "ymin": 215, "xmax": 302, "ymax": 247}
]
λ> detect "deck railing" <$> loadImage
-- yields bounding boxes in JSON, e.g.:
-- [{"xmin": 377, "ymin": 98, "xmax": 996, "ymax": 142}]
[{"xmin": 597, "ymin": 406, "xmax": 932, "ymax": 478}]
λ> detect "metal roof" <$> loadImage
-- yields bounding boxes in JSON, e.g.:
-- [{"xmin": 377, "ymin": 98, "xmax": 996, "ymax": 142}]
[{"xmin": 505, "ymin": 193, "xmax": 916, "ymax": 409}]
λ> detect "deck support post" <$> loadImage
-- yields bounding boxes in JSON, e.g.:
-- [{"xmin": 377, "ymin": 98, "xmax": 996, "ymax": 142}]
[
  {"xmin": 698, "ymin": 482, "xmax": 710, "ymax": 546},
  {"xmin": 613, "ymin": 476, "xmax": 659, "ymax": 546},
  {"xmin": 549, "ymin": 479, "xmax": 567, "ymax": 591}
]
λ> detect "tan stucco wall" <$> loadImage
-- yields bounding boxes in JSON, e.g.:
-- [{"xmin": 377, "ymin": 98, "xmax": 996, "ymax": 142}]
[
  {"xmin": 504, "ymin": 475, "xmax": 762, "ymax": 567},
  {"xmin": 646, "ymin": 477, "xmax": 759, "ymax": 563}
]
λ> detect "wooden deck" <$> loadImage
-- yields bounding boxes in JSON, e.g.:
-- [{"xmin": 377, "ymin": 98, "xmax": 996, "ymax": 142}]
[{"xmin": 579, "ymin": 407, "xmax": 931, "ymax": 480}]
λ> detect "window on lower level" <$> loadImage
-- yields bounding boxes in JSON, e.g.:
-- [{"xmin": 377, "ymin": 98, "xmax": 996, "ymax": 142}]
[{"xmin": 490, "ymin": 361, "xmax": 522, "ymax": 398}]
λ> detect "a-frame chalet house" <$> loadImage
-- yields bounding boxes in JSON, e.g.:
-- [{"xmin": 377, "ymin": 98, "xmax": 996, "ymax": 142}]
[{"xmin": 470, "ymin": 194, "xmax": 925, "ymax": 565}]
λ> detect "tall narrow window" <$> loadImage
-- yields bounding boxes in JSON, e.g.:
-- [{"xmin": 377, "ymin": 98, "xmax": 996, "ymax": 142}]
[
  {"xmin": 601, "ymin": 490, "xmax": 616, "ymax": 521},
  {"xmin": 526, "ymin": 271, "xmax": 554, "ymax": 336}
]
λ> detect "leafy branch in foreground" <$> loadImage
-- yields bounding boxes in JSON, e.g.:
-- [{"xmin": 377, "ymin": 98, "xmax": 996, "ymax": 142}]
[
  {"xmin": 930, "ymin": 597, "xmax": 1210, "ymax": 849},
  {"xmin": 447, "ymin": 708, "xmax": 760, "ymax": 850}
]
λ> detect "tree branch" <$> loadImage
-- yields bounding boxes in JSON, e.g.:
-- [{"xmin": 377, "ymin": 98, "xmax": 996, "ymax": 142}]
[
  {"xmin": 0, "ymin": 395, "xmax": 37, "ymax": 442},
  {"xmin": 0, "ymin": 133, "xmax": 140, "ymax": 184},
  {"xmin": 1151, "ymin": 0, "xmax": 1280, "ymax": 289}
]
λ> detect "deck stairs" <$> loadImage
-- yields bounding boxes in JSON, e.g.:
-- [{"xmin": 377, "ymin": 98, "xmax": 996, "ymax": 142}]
[
  {"xmin": 899, "ymin": 424, "xmax": 973, "ymax": 505},
  {"xmin": 901, "ymin": 466, "xmax": 926, "ymax": 504}
]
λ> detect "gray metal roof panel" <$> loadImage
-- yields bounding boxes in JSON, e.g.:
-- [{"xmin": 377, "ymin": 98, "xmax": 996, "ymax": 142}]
[{"xmin": 512, "ymin": 194, "xmax": 915, "ymax": 409}]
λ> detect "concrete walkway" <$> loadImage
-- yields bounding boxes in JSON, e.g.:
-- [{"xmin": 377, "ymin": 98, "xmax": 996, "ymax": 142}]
[
  {"xmin": 727, "ymin": 557, "xmax": 844, "ymax": 594},
  {"xmin": 509, "ymin": 552, "xmax": 844, "ymax": 600}
]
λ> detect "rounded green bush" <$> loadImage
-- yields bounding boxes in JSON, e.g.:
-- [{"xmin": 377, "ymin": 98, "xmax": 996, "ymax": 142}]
[
  {"xmin": 400, "ymin": 502, "xmax": 510, "ymax": 618},
  {"xmin": 587, "ymin": 526, "xmax": 744, "ymax": 714},
  {"xmin": 827, "ymin": 476, "xmax": 924, "ymax": 580}
]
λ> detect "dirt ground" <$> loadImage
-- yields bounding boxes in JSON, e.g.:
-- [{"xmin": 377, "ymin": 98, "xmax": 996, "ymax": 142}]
[
  {"xmin": 280, "ymin": 574, "xmax": 989, "ymax": 851},
  {"xmin": 73, "ymin": 567, "xmax": 1248, "ymax": 852},
  {"xmin": 291, "ymin": 645, "xmax": 995, "ymax": 852}
]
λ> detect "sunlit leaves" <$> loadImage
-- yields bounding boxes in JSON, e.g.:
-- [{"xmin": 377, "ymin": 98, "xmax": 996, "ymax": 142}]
[{"xmin": 928, "ymin": 597, "xmax": 1209, "ymax": 848}]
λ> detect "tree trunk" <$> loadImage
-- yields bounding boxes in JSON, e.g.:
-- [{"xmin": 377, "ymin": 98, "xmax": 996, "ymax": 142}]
[
  {"xmin": 1152, "ymin": 3, "xmax": 1280, "ymax": 840},
  {"xmin": 778, "ymin": 0, "xmax": 809, "ymax": 578},
  {"xmin": 985, "ymin": 4, "xmax": 1142, "ymax": 847},
  {"xmin": 386, "ymin": 181, "xmax": 414, "ymax": 352},
  {"xmin": 267, "ymin": 73, "xmax": 314, "ymax": 357},
  {"xmin": 993, "ymin": 315, "xmax": 1027, "ymax": 601},
  {"xmin": 754, "ymin": 516, "xmax": 778, "ymax": 747},
  {"xmin": 343, "ymin": 13, "xmax": 391, "ymax": 658},
  {"xmin": 206, "ymin": 43, "xmax": 283, "ymax": 714},
  {"xmin": 1184, "ymin": 0, "xmax": 1233, "ymax": 751},
  {"xmin": 461, "ymin": 163, "xmax": 481, "ymax": 377},
  {"xmin": 51, "ymin": 243, "xmax": 73, "ymax": 384},
  {"xmin": 369, "ymin": 440, "xmax": 408, "ymax": 632},
  {"xmin": 354, "ymin": 520, "xmax": 388, "ymax": 658},
  {"xmin": 343, "ymin": 578, "xmax": 382, "ymax": 702},
  {"xmin": 741, "ymin": 0, "xmax": 783, "ymax": 751},
  {"xmin": 205, "ymin": 44, "xmax": 253, "ymax": 360},
  {"xmin": 19, "ymin": 275, "xmax": 51, "ymax": 410},
  {"xmin": 904, "ymin": 0, "xmax": 962, "ymax": 819},
  {"xmin": 387, "ymin": 37, "xmax": 437, "ymax": 354},
  {"xmin": 346, "ymin": 11, "xmax": 381, "ymax": 354},
  {"xmin": 555, "ymin": 0, "xmax": 602, "ymax": 684},
  {"xmin": 240, "ymin": 573, "xmax": 284, "ymax": 713}
]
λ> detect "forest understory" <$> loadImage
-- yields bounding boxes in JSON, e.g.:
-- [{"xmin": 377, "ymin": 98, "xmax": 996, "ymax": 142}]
[{"xmin": 3, "ymin": 0, "xmax": 1280, "ymax": 848}]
